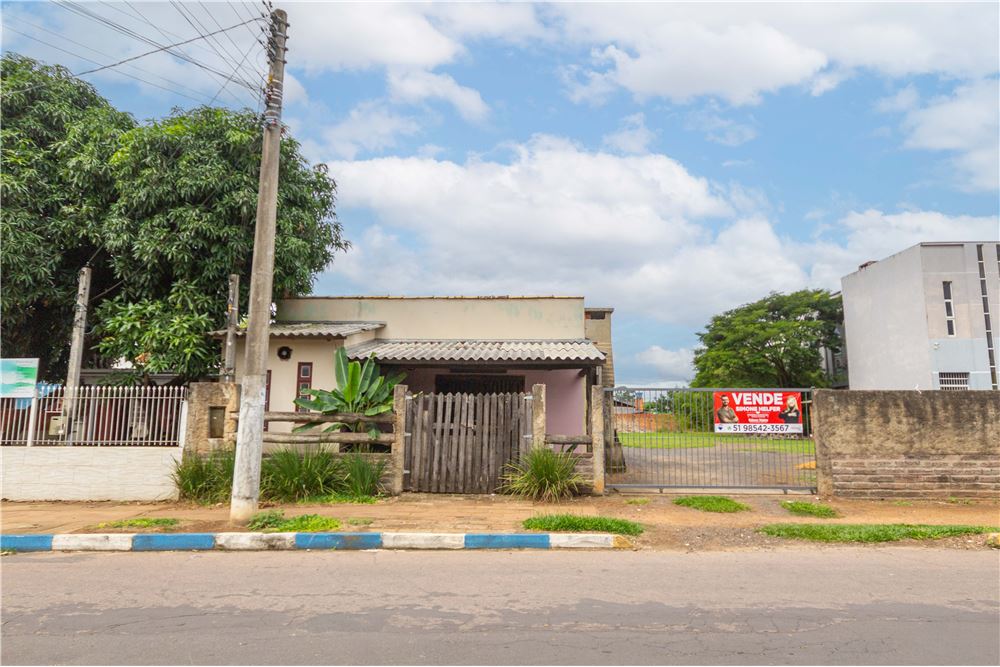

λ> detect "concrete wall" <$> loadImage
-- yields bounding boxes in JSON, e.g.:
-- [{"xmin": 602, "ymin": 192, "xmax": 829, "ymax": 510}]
[
  {"xmin": 1, "ymin": 447, "xmax": 181, "ymax": 501},
  {"xmin": 814, "ymin": 389, "xmax": 1000, "ymax": 498},
  {"xmin": 585, "ymin": 308, "xmax": 615, "ymax": 388},
  {"xmin": 277, "ymin": 296, "xmax": 587, "ymax": 340},
  {"xmin": 184, "ymin": 382, "xmax": 240, "ymax": 454}
]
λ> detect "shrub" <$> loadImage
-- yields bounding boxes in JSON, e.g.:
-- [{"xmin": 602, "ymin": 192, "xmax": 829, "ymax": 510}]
[
  {"xmin": 673, "ymin": 495, "xmax": 750, "ymax": 513},
  {"xmin": 260, "ymin": 447, "xmax": 342, "ymax": 502},
  {"xmin": 173, "ymin": 449, "xmax": 235, "ymax": 503},
  {"xmin": 340, "ymin": 452, "xmax": 387, "ymax": 498},
  {"xmin": 523, "ymin": 514, "xmax": 644, "ymax": 536},
  {"xmin": 781, "ymin": 500, "xmax": 839, "ymax": 518},
  {"xmin": 759, "ymin": 523, "xmax": 999, "ymax": 543},
  {"xmin": 501, "ymin": 447, "xmax": 584, "ymax": 501}
]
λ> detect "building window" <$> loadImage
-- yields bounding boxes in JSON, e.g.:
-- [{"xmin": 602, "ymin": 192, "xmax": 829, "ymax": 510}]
[
  {"xmin": 976, "ymin": 245, "xmax": 998, "ymax": 389},
  {"xmin": 942, "ymin": 281, "xmax": 956, "ymax": 336},
  {"xmin": 938, "ymin": 372, "xmax": 969, "ymax": 391},
  {"xmin": 263, "ymin": 370, "xmax": 271, "ymax": 431},
  {"xmin": 295, "ymin": 362, "xmax": 313, "ymax": 412}
]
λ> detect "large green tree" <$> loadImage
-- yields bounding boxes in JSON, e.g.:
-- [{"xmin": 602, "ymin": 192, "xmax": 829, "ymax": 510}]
[
  {"xmin": 1, "ymin": 54, "xmax": 347, "ymax": 382},
  {"xmin": 691, "ymin": 289, "xmax": 843, "ymax": 388}
]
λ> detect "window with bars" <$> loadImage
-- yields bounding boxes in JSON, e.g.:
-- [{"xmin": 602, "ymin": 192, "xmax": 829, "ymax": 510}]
[
  {"xmin": 938, "ymin": 372, "xmax": 969, "ymax": 391},
  {"xmin": 295, "ymin": 362, "xmax": 313, "ymax": 412},
  {"xmin": 942, "ymin": 281, "xmax": 956, "ymax": 336}
]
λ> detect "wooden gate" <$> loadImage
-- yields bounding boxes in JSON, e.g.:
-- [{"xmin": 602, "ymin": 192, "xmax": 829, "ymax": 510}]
[{"xmin": 404, "ymin": 392, "xmax": 531, "ymax": 493}]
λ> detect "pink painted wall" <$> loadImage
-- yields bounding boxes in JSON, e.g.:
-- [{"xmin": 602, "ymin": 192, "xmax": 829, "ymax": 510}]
[{"xmin": 388, "ymin": 366, "xmax": 587, "ymax": 436}]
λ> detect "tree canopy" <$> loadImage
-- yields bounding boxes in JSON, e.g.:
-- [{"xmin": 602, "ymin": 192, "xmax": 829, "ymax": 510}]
[
  {"xmin": 1, "ymin": 54, "xmax": 347, "ymax": 382},
  {"xmin": 691, "ymin": 289, "xmax": 843, "ymax": 388}
]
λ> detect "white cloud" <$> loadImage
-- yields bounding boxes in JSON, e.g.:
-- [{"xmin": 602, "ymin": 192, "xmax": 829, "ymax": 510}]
[
  {"xmin": 807, "ymin": 208, "xmax": 1000, "ymax": 287},
  {"xmin": 554, "ymin": 4, "xmax": 998, "ymax": 105},
  {"xmin": 686, "ymin": 110, "xmax": 758, "ymax": 146},
  {"xmin": 875, "ymin": 84, "xmax": 919, "ymax": 113},
  {"xmin": 387, "ymin": 69, "xmax": 489, "ymax": 122},
  {"xmin": 899, "ymin": 79, "xmax": 999, "ymax": 191},
  {"xmin": 318, "ymin": 101, "xmax": 420, "ymax": 160},
  {"xmin": 635, "ymin": 346, "xmax": 695, "ymax": 381},
  {"xmin": 601, "ymin": 113, "xmax": 654, "ymax": 154}
]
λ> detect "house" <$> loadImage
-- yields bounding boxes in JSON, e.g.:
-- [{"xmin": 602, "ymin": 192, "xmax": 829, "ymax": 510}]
[
  {"xmin": 221, "ymin": 296, "xmax": 615, "ymax": 436},
  {"xmin": 841, "ymin": 242, "xmax": 1000, "ymax": 390}
]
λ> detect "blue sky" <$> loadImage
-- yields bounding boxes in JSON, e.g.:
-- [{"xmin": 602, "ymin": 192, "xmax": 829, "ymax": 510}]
[{"xmin": 4, "ymin": 2, "xmax": 999, "ymax": 384}]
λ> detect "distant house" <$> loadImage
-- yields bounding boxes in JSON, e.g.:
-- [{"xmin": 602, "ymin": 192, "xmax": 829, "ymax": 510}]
[
  {"xmin": 219, "ymin": 296, "xmax": 615, "ymax": 436},
  {"xmin": 841, "ymin": 242, "xmax": 1000, "ymax": 390}
]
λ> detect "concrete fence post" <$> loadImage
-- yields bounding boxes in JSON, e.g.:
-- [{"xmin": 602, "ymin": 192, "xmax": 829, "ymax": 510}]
[
  {"xmin": 390, "ymin": 384, "xmax": 407, "ymax": 495},
  {"xmin": 812, "ymin": 389, "xmax": 833, "ymax": 497},
  {"xmin": 531, "ymin": 383, "xmax": 546, "ymax": 449},
  {"xmin": 590, "ymin": 385, "xmax": 605, "ymax": 494}
]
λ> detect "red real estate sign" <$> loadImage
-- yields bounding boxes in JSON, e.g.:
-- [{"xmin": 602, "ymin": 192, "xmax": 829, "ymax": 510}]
[{"xmin": 713, "ymin": 391, "xmax": 803, "ymax": 434}]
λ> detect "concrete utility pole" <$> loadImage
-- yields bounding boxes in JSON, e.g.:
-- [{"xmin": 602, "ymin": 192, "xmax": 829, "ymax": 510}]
[
  {"xmin": 231, "ymin": 9, "xmax": 288, "ymax": 523},
  {"xmin": 221, "ymin": 274, "xmax": 240, "ymax": 383},
  {"xmin": 64, "ymin": 267, "xmax": 91, "ymax": 445}
]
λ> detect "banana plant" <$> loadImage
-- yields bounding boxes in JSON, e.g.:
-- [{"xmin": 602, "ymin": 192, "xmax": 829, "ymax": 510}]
[{"xmin": 293, "ymin": 348, "xmax": 406, "ymax": 439}]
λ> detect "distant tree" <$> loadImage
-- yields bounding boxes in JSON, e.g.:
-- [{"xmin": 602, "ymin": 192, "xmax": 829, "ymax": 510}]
[
  {"xmin": 691, "ymin": 290, "xmax": 843, "ymax": 388},
  {"xmin": 1, "ymin": 55, "xmax": 348, "ymax": 382}
]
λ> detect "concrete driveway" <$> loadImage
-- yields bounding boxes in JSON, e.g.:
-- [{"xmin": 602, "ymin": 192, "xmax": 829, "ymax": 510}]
[{"xmin": 3, "ymin": 549, "xmax": 998, "ymax": 665}]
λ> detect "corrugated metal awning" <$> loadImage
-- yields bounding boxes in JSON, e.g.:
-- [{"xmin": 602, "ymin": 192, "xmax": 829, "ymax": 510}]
[
  {"xmin": 345, "ymin": 339, "xmax": 605, "ymax": 365},
  {"xmin": 209, "ymin": 321, "xmax": 384, "ymax": 339}
]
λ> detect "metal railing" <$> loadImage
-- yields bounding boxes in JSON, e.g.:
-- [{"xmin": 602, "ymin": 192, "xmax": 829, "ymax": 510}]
[
  {"xmin": 0, "ymin": 385, "xmax": 187, "ymax": 447},
  {"xmin": 605, "ymin": 387, "xmax": 816, "ymax": 491}
]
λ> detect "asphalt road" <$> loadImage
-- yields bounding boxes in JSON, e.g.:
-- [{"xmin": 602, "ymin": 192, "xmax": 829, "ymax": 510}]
[{"xmin": 3, "ymin": 548, "xmax": 998, "ymax": 665}]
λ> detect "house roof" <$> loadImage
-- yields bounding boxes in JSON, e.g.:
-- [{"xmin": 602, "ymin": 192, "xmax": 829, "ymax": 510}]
[
  {"xmin": 345, "ymin": 339, "xmax": 605, "ymax": 365},
  {"xmin": 209, "ymin": 321, "xmax": 384, "ymax": 339}
]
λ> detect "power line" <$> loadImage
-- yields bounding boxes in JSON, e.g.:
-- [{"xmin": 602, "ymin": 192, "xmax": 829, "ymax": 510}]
[{"xmin": 169, "ymin": 0, "xmax": 260, "ymax": 92}]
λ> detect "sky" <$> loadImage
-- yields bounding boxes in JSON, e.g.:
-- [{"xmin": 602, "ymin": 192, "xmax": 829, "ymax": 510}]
[{"xmin": 4, "ymin": 1, "xmax": 999, "ymax": 385}]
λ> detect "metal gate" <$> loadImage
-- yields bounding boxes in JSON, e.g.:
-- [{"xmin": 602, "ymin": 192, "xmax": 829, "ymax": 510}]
[
  {"xmin": 605, "ymin": 387, "xmax": 816, "ymax": 492},
  {"xmin": 404, "ymin": 391, "xmax": 532, "ymax": 493}
]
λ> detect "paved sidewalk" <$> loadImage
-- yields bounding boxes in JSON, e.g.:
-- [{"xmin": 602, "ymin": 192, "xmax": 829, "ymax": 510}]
[{"xmin": 3, "ymin": 494, "xmax": 997, "ymax": 550}]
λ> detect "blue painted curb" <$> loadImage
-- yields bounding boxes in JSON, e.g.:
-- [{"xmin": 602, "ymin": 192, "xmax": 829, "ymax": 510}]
[
  {"xmin": 1, "ymin": 534, "xmax": 54, "ymax": 552},
  {"xmin": 465, "ymin": 533, "xmax": 551, "ymax": 549},
  {"xmin": 295, "ymin": 533, "xmax": 383, "ymax": 550},
  {"xmin": 1, "ymin": 532, "xmax": 624, "ymax": 552},
  {"xmin": 132, "ymin": 533, "xmax": 216, "ymax": 551}
]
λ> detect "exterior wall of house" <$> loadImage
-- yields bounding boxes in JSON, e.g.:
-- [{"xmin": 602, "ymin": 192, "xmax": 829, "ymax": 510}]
[
  {"xmin": 397, "ymin": 366, "xmax": 587, "ymax": 435},
  {"xmin": 277, "ymin": 296, "xmax": 587, "ymax": 340},
  {"xmin": 841, "ymin": 242, "xmax": 1000, "ymax": 390},
  {"xmin": 0, "ymin": 446, "xmax": 181, "ymax": 501},
  {"xmin": 585, "ymin": 308, "xmax": 615, "ymax": 387}
]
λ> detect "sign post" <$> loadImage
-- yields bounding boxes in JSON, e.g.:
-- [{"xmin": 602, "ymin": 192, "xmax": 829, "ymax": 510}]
[{"xmin": 713, "ymin": 390, "xmax": 803, "ymax": 434}]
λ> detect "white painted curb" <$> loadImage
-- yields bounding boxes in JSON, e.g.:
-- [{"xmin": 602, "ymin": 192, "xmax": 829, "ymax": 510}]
[
  {"xmin": 51, "ymin": 534, "xmax": 135, "ymax": 551},
  {"xmin": 215, "ymin": 532, "xmax": 297, "ymax": 550},
  {"xmin": 382, "ymin": 532, "xmax": 465, "ymax": 549},
  {"xmin": 549, "ymin": 534, "xmax": 616, "ymax": 549}
]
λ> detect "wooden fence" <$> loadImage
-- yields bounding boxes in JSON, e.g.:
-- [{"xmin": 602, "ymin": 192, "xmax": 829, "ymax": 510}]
[{"xmin": 404, "ymin": 392, "xmax": 531, "ymax": 493}]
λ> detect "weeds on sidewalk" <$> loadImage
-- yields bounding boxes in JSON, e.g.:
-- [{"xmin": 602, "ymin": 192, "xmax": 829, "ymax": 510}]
[
  {"xmin": 759, "ymin": 523, "xmax": 999, "ymax": 543},
  {"xmin": 95, "ymin": 518, "xmax": 179, "ymax": 530},
  {"xmin": 501, "ymin": 448, "xmax": 584, "ymax": 501},
  {"xmin": 674, "ymin": 496, "xmax": 750, "ymax": 513},
  {"xmin": 780, "ymin": 501, "xmax": 839, "ymax": 518},
  {"xmin": 523, "ymin": 514, "xmax": 644, "ymax": 536},
  {"xmin": 625, "ymin": 498, "xmax": 650, "ymax": 506},
  {"xmin": 247, "ymin": 510, "xmax": 341, "ymax": 532}
]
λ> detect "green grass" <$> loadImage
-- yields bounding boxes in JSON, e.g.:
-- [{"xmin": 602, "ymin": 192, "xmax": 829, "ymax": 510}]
[
  {"xmin": 298, "ymin": 493, "xmax": 378, "ymax": 504},
  {"xmin": 347, "ymin": 518, "xmax": 374, "ymax": 526},
  {"xmin": 246, "ymin": 510, "xmax": 341, "ymax": 532},
  {"xmin": 759, "ymin": 523, "xmax": 1000, "ymax": 543},
  {"xmin": 620, "ymin": 432, "xmax": 815, "ymax": 453},
  {"xmin": 625, "ymin": 498, "xmax": 650, "ymax": 506},
  {"xmin": 892, "ymin": 500, "xmax": 914, "ymax": 507},
  {"xmin": 780, "ymin": 501, "xmax": 839, "ymax": 518},
  {"xmin": 673, "ymin": 495, "xmax": 751, "ymax": 513},
  {"xmin": 946, "ymin": 497, "xmax": 974, "ymax": 505},
  {"xmin": 95, "ymin": 517, "xmax": 180, "ymax": 530},
  {"xmin": 501, "ymin": 448, "xmax": 585, "ymax": 501},
  {"xmin": 523, "ymin": 514, "xmax": 644, "ymax": 536}
]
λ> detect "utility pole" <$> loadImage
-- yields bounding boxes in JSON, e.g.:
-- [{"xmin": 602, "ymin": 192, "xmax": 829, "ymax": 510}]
[
  {"xmin": 64, "ymin": 267, "xmax": 91, "ymax": 445},
  {"xmin": 231, "ymin": 9, "xmax": 288, "ymax": 523},
  {"xmin": 221, "ymin": 274, "xmax": 240, "ymax": 383}
]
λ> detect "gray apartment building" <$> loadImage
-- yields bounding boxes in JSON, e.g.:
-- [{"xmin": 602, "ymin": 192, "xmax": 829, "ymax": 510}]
[{"xmin": 841, "ymin": 242, "xmax": 1000, "ymax": 390}]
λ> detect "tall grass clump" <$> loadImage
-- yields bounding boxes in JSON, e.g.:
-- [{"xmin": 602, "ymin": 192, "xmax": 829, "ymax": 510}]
[
  {"xmin": 173, "ymin": 449, "xmax": 236, "ymax": 503},
  {"xmin": 340, "ymin": 451, "xmax": 387, "ymax": 498},
  {"xmin": 501, "ymin": 447, "xmax": 584, "ymax": 501},
  {"xmin": 260, "ymin": 447, "xmax": 342, "ymax": 502}
]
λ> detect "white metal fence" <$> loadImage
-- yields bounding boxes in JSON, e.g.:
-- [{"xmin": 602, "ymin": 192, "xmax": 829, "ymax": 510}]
[{"xmin": 0, "ymin": 385, "xmax": 187, "ymax": 447}]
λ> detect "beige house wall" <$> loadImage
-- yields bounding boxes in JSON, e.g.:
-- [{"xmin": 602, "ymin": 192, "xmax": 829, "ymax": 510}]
[
  {"xmin": 585, "ymin": 309, "xmax": 615, "ymax": 388},
  {"xmin": 277, "ymin": 297, "xmax": 587, "ymax": 340}
]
